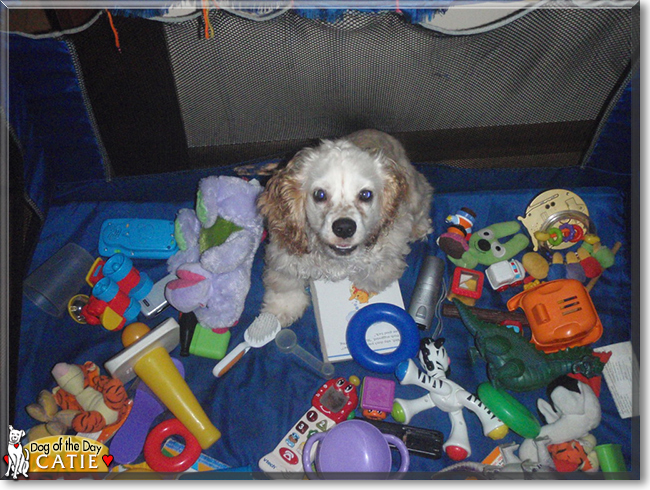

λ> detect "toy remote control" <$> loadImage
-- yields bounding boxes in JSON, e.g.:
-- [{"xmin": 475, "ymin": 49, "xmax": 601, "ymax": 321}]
[
  {"xmin": 99, "ymin": 218, "xmax": 178, "ymax": 259},
  {"xmin": 363, "ymin": 419, "xmax": 445, "ymax": 460},
  {"xmin": 258, "ymin": 377, "xmax": 358, "ymax": 479}
]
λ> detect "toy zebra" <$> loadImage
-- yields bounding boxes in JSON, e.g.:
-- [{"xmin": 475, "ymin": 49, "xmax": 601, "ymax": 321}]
[{"xmin": 392, "ymin": 337, "xmax": 508, "ymax": 461}]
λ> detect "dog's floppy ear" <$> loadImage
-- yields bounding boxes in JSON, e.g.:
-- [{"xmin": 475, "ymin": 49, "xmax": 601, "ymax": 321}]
[
  {"xmin": 362, "ymin": 152, "xmax": 408, "ymax": 247},
  {"xmin": 366, "ymin": 153, "xmax": 408, "ymax": 246},
  {"xmin": 258, "ymin": 155, "xmax": 309, "ymax": 255}
]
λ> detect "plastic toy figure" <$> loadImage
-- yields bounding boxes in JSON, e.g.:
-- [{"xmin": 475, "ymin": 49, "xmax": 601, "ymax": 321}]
[
  {"xmin": 448, "ymin": 221, "xmax": 530, "ymax": 269},
  {"xmin": 392, "ymin": 337, "xmax": 508, "ymax": 461},
  {"xmin": 437, "ymin": 207, "xmax": 477, "ymax": 260},
  {"xmin": 453, "ymin": 299, "xmax": 610, "ymax": 392}
]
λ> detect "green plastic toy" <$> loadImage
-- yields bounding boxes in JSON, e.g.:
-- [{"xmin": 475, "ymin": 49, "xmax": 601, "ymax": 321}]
[
  {"xmin": 477, "ymin": 382, "xmax": 540, "ymax": 439},
  {"xmin": 452, "ymin": 299, "xmax": 608, "ymax": 392},
  {"xmin": 448, "ymin": 221, "xmax": 530, "ymax": 269}
]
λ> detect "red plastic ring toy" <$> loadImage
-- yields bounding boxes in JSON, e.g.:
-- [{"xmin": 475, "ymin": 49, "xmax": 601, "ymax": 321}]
[
  {"xmin": 570, "ymin": 224, "xmax": 584, "ymax": 242},
  {"xmin": 144, "ymin": 418, "xmax": 201, "ymax": 472}
]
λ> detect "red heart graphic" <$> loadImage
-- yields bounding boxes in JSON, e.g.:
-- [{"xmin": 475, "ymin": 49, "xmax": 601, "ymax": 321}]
[
  {"xmin": 102, "ymin": 454, "xmax": 114, "ymax": 467},
  {"xmin": 3, "ymin": 455, "xmax": 8, "ymax": 465},
  {"xmin": 14, "ymin": 444, "xmax": 19, "ymax": 448}
]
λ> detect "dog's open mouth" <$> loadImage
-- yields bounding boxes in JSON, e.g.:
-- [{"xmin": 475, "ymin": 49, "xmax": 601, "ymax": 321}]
[{"xmin": 328, "ymin": 244, "xmax": 358, "ymax": 256}]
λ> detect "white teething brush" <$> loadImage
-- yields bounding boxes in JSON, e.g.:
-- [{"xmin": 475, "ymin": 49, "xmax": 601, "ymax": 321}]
[{"xmin": 212, "ymin": 313, "xmax": 281, "ymax": 377}]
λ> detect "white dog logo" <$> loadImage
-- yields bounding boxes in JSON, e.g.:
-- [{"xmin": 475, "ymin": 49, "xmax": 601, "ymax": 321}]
[{"xmin": 4, "ymin": 425, "xmax": 29, "ymax": 479}]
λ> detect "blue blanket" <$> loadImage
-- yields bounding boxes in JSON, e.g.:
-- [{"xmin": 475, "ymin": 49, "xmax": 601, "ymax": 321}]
[{"xmin": 14, "ymin": 168, "xmax": 633, "ymax": 477}]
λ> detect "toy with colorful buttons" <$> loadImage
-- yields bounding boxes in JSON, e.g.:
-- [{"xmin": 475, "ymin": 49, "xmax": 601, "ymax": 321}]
[{"xmin": 258, "ymin": 376, "xmax": 359, "ymax": 478}]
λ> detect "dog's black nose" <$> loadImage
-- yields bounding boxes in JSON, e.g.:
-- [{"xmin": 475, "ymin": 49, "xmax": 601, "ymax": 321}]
[{"xmin": 332, "ymin": 218, "xmax": 357, "ymax": 239}]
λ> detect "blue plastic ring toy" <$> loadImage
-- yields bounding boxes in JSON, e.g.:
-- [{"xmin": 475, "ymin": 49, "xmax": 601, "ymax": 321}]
[{"xmin": 346, "ymin": 303, "xmax": 420, "ymax": 374}]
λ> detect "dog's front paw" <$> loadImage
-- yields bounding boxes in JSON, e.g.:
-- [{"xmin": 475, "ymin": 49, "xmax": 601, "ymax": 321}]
[
  {"xmin": 352, "ymin": 258, "xmax": 407, "ymax": 295},
  {"xmin": 261, "ymin": 288, "xmax": 310, "ymax": 328},
  {"xmin": 351, "ymin": 277, "xmax": 389, "ymax": 297}
]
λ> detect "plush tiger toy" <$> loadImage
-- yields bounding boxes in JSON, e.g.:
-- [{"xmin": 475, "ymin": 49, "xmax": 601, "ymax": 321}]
[{"xmin": 52, "ymin": 361, "xmax": 129, "ymax": 433}]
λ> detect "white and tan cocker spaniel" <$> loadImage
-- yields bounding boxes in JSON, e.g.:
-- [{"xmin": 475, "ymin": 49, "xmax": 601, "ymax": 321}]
[{"xmin": 258, "ymin": 129, "xmax": 434, "ymax": 327}]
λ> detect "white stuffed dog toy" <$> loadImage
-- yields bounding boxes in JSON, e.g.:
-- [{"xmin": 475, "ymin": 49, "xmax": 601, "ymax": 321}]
[{"xmin": 518, "ymin": 375, "xmax": 601, "ymax": 472}]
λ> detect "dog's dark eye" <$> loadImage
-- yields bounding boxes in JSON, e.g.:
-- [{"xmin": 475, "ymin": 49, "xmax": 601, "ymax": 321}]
[
  {"xmin": 359, "ymin": 190, "xmax": 373, "ymax": 202},
  {"xmin": 313, "ymin": 189, "xmax": 327, "ymax": 202}
]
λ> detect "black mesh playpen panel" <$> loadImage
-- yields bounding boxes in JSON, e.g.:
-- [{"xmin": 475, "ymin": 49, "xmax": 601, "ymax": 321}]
[{"xmin": 67, "ymin": 6, "xmax": 637, "ymax": 175}]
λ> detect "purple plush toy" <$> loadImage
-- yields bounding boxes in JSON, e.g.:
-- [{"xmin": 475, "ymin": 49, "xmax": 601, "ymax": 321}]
[{"xmin": 165, "ymin": 176, "xmax": 264, "ymax": 333}]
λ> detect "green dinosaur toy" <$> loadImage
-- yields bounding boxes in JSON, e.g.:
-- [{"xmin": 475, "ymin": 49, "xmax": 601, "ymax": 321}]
[
  {"xmin": 452, "ymin": 299, "xmax": 608, "ymax": 392},
  {"xmin": 449, "ymin": 221, "xmax": 530, "ymax": 269}
]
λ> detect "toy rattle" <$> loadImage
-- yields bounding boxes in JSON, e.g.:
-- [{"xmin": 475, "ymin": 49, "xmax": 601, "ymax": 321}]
[
  {"xmin": 517, "ymin": 189, "xmax": 594, "ymax": 252},
  {"xmin": 392, "ymin": 338, "xmax": 508, "ymax": 461},
  {"xmin": 104, "ymin": 319, "xmax": 221, "ymax": 449}
]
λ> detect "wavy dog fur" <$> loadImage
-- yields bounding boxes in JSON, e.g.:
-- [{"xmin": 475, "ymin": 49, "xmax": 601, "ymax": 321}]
[{"xmin": 258, "ymin": 129, "xmax": 433, "ymax": 327}]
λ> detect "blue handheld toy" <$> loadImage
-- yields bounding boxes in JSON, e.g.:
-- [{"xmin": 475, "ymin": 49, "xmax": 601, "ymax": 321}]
[
  {"xmin": 99, "ymin": 218, "xmax": 178, "ymax": 259},
  {"xmin": 346, "ymin": 303, "xmax": 420, "ymax": 374}
]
